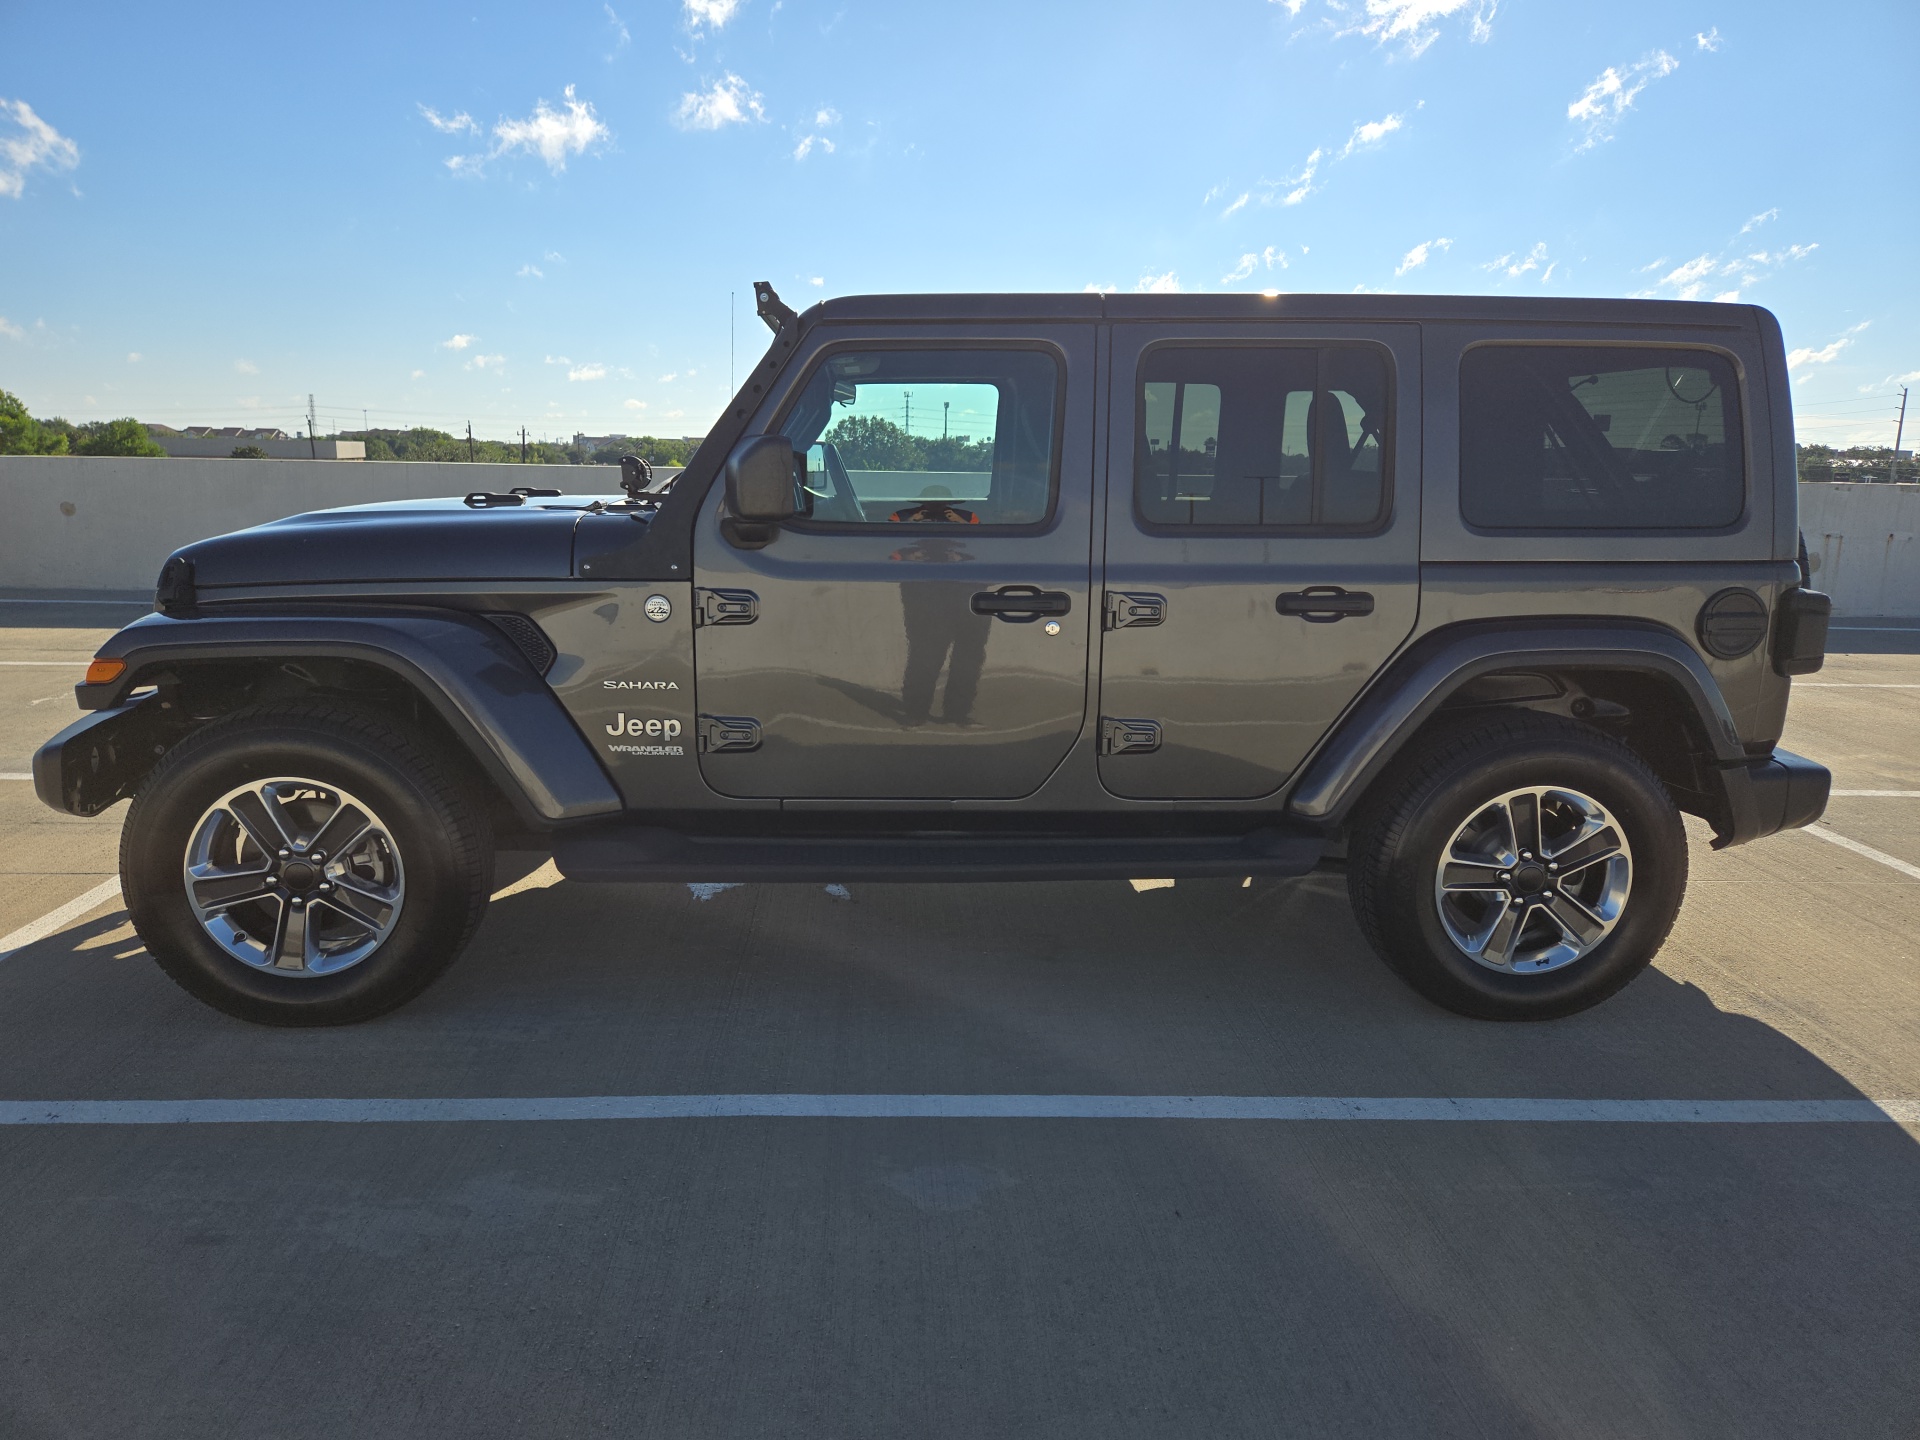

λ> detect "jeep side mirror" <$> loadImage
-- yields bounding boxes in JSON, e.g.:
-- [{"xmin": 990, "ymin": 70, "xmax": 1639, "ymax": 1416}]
[{"xmin": 725, "ymin": 436, "xmax": 801, "ymax": 522}]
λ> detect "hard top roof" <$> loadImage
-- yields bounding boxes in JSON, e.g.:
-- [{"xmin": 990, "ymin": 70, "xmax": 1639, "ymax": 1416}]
[{"xmin": 798, "ymin": 291, "xmax": 1761, "ymax": 331}]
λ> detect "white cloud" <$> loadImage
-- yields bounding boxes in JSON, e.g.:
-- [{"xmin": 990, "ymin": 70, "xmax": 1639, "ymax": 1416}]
[
  {"xmin": 623, "ymin": 398, "xmax": 648, "ymax": 410},
  {"xmin": 658, "ymin": 372, "xmax": 678, "ymax": 383},
  {"xmin": 466, "ymin": 353, "xmax": 505, "ymax": 370},
  {"xmin": 490, "ymin": 86, "xmax": 609, "ymax": 171},
  {"xmin": 0, "ymin": 99, "xmax": 80, "ymax": 200},
  {"xmin": 1788, "ymin": 337, "xmax": 1852, "ymax": 370},
  {"xmin": 126, "ymin": 352, "xmax": 141, "ymax": 363},
  {"xmin": 1277, "ymin": 0, "xmax": 1307, "ymax": 14},
  {"xmin": 544, "ymin": 354, "xmax": 571, "ymax": 366},
  {"xmin": 809, "ymin": 276, "xmax": 824, "ymax": 286},
  {"xmin": 1739, "ymin": 208, "xmax": 1778, "ymax": 234},
  {"xmin": 1340, "ymin": 109, "xmax": 1410, "ymax": 158},
  {"xmin": 518, "ymin": 263, "xmax": 543, "ymax": 278},
  {"xmin": 684, "ymin": 0, "xmax": 742, "ymax": 31},
  {"xmin": 568, "ymin": 363, "xmax": 607, "ymax": 382},
  {"xmin": 1696, "ymin": 27, "xmax": 1721, "ymax": 51},
  {"xmin": 1222, "ymin": 246, "xmax": 1290, "ymax": 284},
  {"xmin": 1221, "ymin": 191, "xmax": 1250, "ymax": 219},
  {"xmin": 1331, "ymin": 0, "xmax": 1499, "ymax": 56},
  {"xmin": 813, "ymin": 108, "xmax": 840, "ymax": 127},
  {"xmin": 1568, "ymin": 51, "xmax": 1680, "ymax": 150},
  {"xmin": 234, "ymin": 359, "xmax": 257, "ymax": 374},
  {"xmin": 1481, "ymin": 241, "xmax": 1549, "ymax": 278},
  {"xmin": 793, "ymin": 133, "xmax": 835, "ymax": 160},
  {"xmin": 544, "ymin": 250, "xmax": 564, "ymax": 263},
  {"xmin": 1200, "ymin": 183, "xmax": 1225, "ymax": 206},
  {"xmin": 675, "ymin": 74, "xmax": 765, "ymax": 131},
  {"xmin": 1082, "ymin": 282, "xmax": 1119, "ymax": 294},
  {"xmin": 1644, "ymin": 230, "xmax": 1817, "ymax": 300},
  {"xmin": 604, "ymin": 4, "xmax": 631, "ymax": 55},
  {"xmin": 418, "ymin": 105, "xmax": 478, "ymax": 135},
  {"xmin": 1395, "ymin": 236, "xmax": 1452, "ymax": 275},
  {"xmin": 1136, "ymin": 271, "xmax": 1182, "ymax": 294},
  {"xmin": 410, "ymin": 369, "xmax": 425, "ymax": 379},
  {"xmin": 0, "ymin": 315, "xmax": 26, "ymax": 340},
  {"xmin": 440, "ymin": 333, "xmax": 476, "ymax": 350},
  {"xmin": 1275, "ymin": 147, "xmax": 1322, "ymax": 206}
]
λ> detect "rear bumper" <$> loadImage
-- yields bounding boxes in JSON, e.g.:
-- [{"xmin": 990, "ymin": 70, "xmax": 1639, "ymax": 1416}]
[{"xmin": 1713, "ymin": 747, "xmax": 1830, "ymax": 848}]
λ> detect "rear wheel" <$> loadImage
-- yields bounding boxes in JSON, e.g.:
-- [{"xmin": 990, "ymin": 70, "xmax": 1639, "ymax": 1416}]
[
  {"xmin": 1347, "ymin": 712, "xmax": 1686, "ymax": 1020},
  {"xmin": 122, "ymin": 704, "xmax": 493, "ymax": 1025}
]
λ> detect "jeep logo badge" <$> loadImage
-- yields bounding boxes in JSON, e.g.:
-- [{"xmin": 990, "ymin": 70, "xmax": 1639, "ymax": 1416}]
[{"xmin": 643, "ymin": 595, "xmax": 672, "ymax": 623}]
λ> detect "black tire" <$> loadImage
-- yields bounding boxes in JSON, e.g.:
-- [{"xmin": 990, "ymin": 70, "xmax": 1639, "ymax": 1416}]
[
  {"xmin": 121, "ymin": 703, "xmax": 494, "ymax": 1026},
  {"xmin": 1347, "ymin": 711, "xmax": 1687, "ymax": 1020}
]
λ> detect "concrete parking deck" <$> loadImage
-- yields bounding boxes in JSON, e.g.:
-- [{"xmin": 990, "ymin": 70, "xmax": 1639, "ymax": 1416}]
[{"xmin": 1, "ymin": 601, "xmax": 1916, "ymax": 1438}]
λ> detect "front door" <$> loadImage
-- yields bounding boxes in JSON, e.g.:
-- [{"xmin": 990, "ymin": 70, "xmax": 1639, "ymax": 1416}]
[
  {"xmin": 693, "ymin": 331, "xmax": 1097, "ymax": 799},
  {"xmin": 1097, "ymin": 324, "xmax": 1421, "ymax": 799}
]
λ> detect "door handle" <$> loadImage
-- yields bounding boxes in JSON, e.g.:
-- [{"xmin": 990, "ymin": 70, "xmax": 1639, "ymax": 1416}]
[
  {"xmin": 972, "ymin": 586, "xmax": 1072, "ymax": 622},
  {"xmin": 1277, "ymin": 586, "xmax": 1375, "ymax": 622}
]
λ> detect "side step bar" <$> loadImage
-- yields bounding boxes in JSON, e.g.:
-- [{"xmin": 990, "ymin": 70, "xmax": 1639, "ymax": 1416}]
[{"xmin": 554, "ymin": 826, "xmax": 1326, "ymax": 884}]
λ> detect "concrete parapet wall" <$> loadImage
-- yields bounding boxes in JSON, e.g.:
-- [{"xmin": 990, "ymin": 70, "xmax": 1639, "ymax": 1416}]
[
  {"xmin": 1797, "ymin": 482, "xmax": 1920, "ymax": 617},
  {"xmin": 153, "ymin": 437, "xmax": 366, "ymax": 460},
  {"xmin": 0, "ymin": 456, "xmax": 632, "ymax": 593}
]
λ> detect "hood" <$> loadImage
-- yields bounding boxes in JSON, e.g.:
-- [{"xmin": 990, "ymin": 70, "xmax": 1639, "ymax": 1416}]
[{"xmin": 173, "ymin": 496, "xmax": 631, "ymax": 590}]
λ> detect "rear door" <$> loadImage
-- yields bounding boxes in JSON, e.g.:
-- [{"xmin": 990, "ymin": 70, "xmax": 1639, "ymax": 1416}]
[
  {"xmin": 692, "ymin": 329, "xmax": 1097, "ymax": 799},
  {"xmin": 1097, "ymin": 324, "xmax": 1421, "ymax": 799}
]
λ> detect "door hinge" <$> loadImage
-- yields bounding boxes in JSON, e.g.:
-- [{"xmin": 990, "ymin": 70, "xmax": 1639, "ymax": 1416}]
[
  {"xmin": 1103, "ymin": 591, "xmax": 1166, "ymax": 629},
  {"xmin": 1101, "ymin": 717, "xmax": 1162, "ymax": 755},
  {"xmin": 698, "ymin": 715, "xmax": 762, "ymax": 753},
  {"xmin": 697, "ymin": 588, "xmax": 760, "ymax": 626}
]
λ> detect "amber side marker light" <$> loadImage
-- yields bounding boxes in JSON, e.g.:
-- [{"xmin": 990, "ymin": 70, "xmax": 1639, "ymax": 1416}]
[{"xmin": 84, "ymin": 659, "xmax": 127, "ymax": 685}]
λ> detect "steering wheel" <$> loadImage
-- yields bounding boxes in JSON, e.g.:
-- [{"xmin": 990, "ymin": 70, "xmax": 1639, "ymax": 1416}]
[{"xmin": 805, "ymin": 441, "xmax": 865, "ymax": 522}]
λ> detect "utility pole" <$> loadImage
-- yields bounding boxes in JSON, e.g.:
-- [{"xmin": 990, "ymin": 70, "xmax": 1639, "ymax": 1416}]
[
  {"xmin": 1893, "ymin": 386, "xmax": 1910, "ymax": 484},
  {"xmin": 520, "ymin": 426, "xmax": 528, "ymax": 463},
  {"xmin": 730, "ymin": 291, "xmax": 735, "ymax": 395},
  {"xmin": 903, "ymin": 391, "xmax": 912, "ymax": 436},
  {"xmin": 307, "ymin": 395, "xmax": 317, "ymax": 458},
  {"xmin": 467, "ymin": 422, "xmax": 475, "ymax": 463},
  {"xmin": 943, "ymin": 401, "xmax": 949, "ymax": 440},
  {"xmin": 362, "ymin": 407, "xmax": 368, "ymax": 437}
]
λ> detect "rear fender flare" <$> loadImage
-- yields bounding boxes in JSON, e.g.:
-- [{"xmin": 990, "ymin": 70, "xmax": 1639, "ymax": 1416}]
[
  {"xmin": 71, "ymin": 608, "xmax": 622, "ymax": 826},
  {"xmin": 1287, "ymin": 620, "xmax": 1743, "ymax": 829}
]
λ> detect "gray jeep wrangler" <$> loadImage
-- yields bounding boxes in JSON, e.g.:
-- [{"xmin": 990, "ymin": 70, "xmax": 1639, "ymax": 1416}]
[{"xmin": 35, "ymin": 284, "xmax": 1833, "ymax": 1025}]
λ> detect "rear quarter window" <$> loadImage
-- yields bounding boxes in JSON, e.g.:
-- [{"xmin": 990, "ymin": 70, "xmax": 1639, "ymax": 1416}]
[{"xmin": 1459, "ymin": 345, "xmax": 1744, "ymax": 531}]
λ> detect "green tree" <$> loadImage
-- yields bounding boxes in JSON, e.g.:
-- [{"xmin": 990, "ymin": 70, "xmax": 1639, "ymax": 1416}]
[
  {"xmin": 229, "ymin": 444, "xmax": 270, "ymax": 459},
  {"xmin": 74, "ymin": 418, "xmax": 166, "ymax": 457},
  {"xmin": 824, "ymin": 414, "xmax": 922, "ymax": 470},
  {"xmin": 0, "ymin": 389, "xmax": 69, "ymax": 455}
]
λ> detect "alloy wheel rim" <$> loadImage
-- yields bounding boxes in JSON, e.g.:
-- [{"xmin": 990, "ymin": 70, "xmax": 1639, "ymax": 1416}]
[
  {"xmin": 1433, "ymin": 785, "xmax": 1632, "ymax": 975},
  {"xmin": 182, "ymin": 778, "xmax": 406, "ymax": 977}
]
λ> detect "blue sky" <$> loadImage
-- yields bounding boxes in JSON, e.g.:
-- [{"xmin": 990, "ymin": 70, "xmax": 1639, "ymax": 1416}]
[{"xmin": 2, "ymin": 0, "xmax": 1914, "ymax": 447}]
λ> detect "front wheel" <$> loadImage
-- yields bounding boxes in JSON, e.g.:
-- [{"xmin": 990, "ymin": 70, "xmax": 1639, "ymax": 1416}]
[
  {"xmin": 122, "ymin": 703, "xmax": 494, "ymax": 1025},
  {"xmin": 1347, "ymin": 712, "xmax": 1687, "ymax": 1020}
]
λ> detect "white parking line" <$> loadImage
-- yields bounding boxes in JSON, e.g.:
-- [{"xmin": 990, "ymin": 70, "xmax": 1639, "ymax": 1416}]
[
  {"xmin": 0, "ymin": 773, "xmax": 30, "ymax": 782},
  {"xmin": 0, "ymin": 878, "xmax": 122, "ymax": 963},
  {"xmin": 0, "ymin": 661, "xmax": 91, "ymax": 667},
  {"xmin": 1831, "ymin": 790, "xmax": 1920, "ymax": 797},
  {"xmin": 1805, "ymin": 825, "xmax": 1920, "ymax": 882},
  {"xmin": 1798, "ymin": 683, "xmax": 1920, "ymax": 689},
  {"xmin": 0, "ymin": 1094, "xmax": 1914, "ymax": 1126}
]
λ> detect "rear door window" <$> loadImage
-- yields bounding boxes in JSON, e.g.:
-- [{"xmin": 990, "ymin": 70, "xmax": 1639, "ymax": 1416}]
[
  {"xmin": 1135, "ymin": 346, "xmax": 1389, "ymax": 531},
  {"xmin": 1459, "ymin": 345, "xmax": 1744, "ymax": 530}
]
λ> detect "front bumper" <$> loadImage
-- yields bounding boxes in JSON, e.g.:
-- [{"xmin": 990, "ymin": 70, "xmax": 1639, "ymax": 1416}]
[
  {"xmin": 1713, "ymin": 748, "xmax": 1830, "ymax": 848},
  {"xmin": 32, "ymin": 697, "xmax": 175, "ymax": 817}
]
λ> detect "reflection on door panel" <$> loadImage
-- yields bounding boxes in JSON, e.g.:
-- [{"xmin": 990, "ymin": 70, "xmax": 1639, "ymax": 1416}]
[{"xmin": 1099, "ymin": 336, "xmax": 1419, "ymax": 800}]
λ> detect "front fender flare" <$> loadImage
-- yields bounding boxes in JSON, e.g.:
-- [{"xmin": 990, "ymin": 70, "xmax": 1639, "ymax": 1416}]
[
  {"xmin": 66, "ymin": 608, "xmax": 622, "ymax": 826},
  {"xmin": 1287, "ymin": 619, "xmax": 1745, "ymax": 831}
]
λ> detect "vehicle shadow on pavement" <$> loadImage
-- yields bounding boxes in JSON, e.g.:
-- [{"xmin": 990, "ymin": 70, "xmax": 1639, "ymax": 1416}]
[{"xmin": 1, "ymin": 870, "xmax": 1916, "ymax": 1439}]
